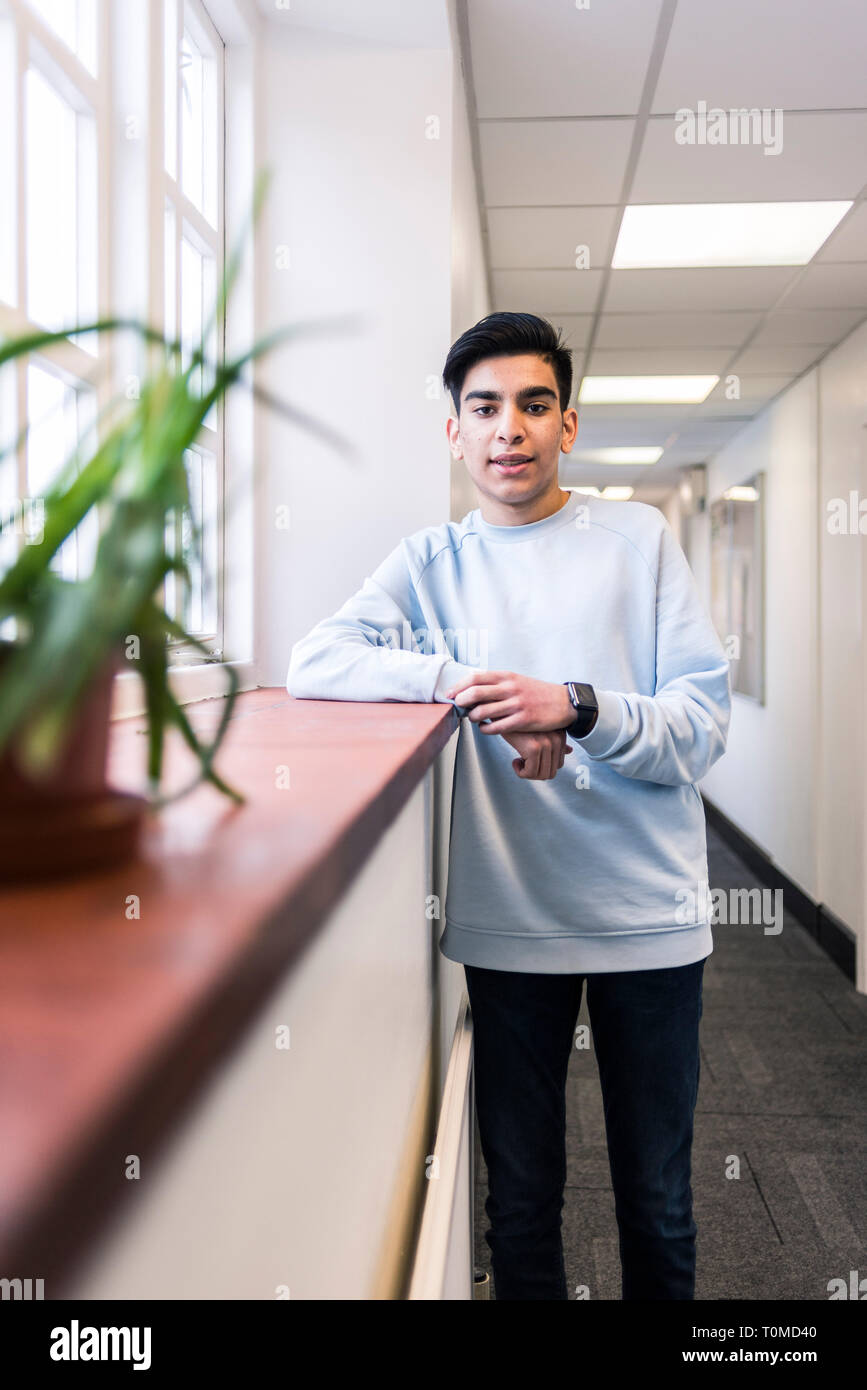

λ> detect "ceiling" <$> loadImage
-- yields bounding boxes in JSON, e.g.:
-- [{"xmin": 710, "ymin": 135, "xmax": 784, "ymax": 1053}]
[{"xmin": 459, "ymin": 0, "xmax": 867, "ymax": 501}]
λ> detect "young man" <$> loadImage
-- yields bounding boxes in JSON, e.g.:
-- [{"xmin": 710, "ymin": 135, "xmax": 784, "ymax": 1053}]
[{"xmin": 287, "ymin": 311, "xmax": 731, "ymax": 1301}]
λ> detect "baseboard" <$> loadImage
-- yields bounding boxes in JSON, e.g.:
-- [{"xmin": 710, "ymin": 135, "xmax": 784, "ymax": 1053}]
[{"xmin": 701, "ymin": 796, "xmax": 857, "ymax": 984}]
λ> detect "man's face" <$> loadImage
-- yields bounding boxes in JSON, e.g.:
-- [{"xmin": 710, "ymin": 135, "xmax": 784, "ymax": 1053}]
[{"xmin": 446, "ymin": 354, "xmax": 578, "ymax": 520}]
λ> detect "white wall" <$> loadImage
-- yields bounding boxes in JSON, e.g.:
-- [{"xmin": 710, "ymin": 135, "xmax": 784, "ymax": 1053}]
[
  {"xmin": 63, "ymin": 757, "xmax": 459, "ymax": 1299},
  {"xmin": 816, "ymin": 322, "xmax": 867, "ymax": 987},
  {"xmin": 446, "ymin": 0, "xmax": 491, "ymax": 524},
  {"xmin": 697, "ymin": 321, "xmax": 867, "ymax": 991},
  {"xmin": 254, "ymin": 7, "xmax": 457, "ymax": 688}
]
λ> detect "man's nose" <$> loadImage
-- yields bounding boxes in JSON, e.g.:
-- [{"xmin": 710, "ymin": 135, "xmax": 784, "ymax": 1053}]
[{"xmin": 496, "ymin": 404, "xmax": 525, "ymax": 439}]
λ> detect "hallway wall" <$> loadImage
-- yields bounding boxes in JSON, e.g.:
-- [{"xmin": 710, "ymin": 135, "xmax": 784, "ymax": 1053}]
[
  {"xmin": 257, "ymin": 4, "xmax": 456, "ymax": 688},
  {"xmin": 696, "ymin": 320, "xmax": 867, "ymax": 991}
]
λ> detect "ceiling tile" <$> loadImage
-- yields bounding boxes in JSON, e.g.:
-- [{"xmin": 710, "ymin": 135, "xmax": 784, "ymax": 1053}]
[
  {"xmin": 752, "ymin": 309, "xmax": 867, "ymax": 344},
  {"xmin": 595, "ymin": 311, "xmax": 761, "ymax": 348},
  {"xmin": 631, "ymin": 113, "xmax": 867, "ymax": 203},
  {"xmin": 575, "ymin": 405, "xmax": 693, "ymax": 428},
  {"xmin": 587, "ymin": 348, "xmax": 728, "ymax": 374},
  {"xmin": 651, "ymin": 0, "xmax": 867, "ymax": 112},
  {"xmin": 493, "ymin": 268, "xmax": 603, "ymax": 312},
  {"xmin": 487, "ymin": 206, "xmax": 619, "ymax": 268},
  {"xmin": 545, "ymin": 314, "xmax": 594, "ymax": 350},
  {"xmin": 675, "ymin": 419, "xmax": 759, "ymax": 445},
  {"xmin": 479, "ymin": 119, "xmax": 634, "ymax": 206},
  {"xmin": 572, "ymin": 417, "xmax": 686, "ymax": 447},
  {"xmin": 702, "ymin": 376, "xmax": 796, "ymax": 411},
  {"xmin": 729, "ymin": 343, "xmax": 827, "ymax": 373},
  {"xmin": 602, "ymin": 267, "xmax": 797, "ymax": 312},
  {"xmin": 780, "ymin": 262, "xmax": 867, "ymax": 308},
  {"xmin": 816, "ymin": 201, "xmax": 867, "ymax": 262},
  {"xmin": 468, "ymin": 0, "xmax": 664, "ymax": 119}
]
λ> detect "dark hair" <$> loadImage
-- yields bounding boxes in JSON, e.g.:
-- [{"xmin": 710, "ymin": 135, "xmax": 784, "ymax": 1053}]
[{"xmin": 442, "ymin": 311, "xmax": 572, "ymax": 415}]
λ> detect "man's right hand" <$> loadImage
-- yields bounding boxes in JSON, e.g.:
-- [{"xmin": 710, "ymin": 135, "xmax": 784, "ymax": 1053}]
[{"xmin": 499, "ymin": 728, "xmax": 572, "ymax": 780}]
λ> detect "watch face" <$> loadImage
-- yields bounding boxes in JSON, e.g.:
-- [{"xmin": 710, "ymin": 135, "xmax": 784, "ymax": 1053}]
[{"xmin": 567, "ymin": 682, "xmax": 596, "ymax": 715}]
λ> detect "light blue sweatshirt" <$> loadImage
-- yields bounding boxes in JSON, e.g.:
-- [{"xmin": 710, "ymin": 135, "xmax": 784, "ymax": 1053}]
[{"xmin": 286, "ymin": 490, "xmax": 731, "ymax": 973}]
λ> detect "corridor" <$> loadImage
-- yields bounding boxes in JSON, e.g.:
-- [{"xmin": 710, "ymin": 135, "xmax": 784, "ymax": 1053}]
[{"xmin": 473, "ymin": 821, "xmax": 867, "ymax": 1299}]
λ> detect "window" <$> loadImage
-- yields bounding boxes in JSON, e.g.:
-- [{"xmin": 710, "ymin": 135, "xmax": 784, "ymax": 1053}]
[
  {"xmin": 24, "ymin": 0, "xmax": 97, "ymax": 74},
  {"xmin": 0, "ymin": 0, "xmax": 227, "ymax": 662},
  {"xmin": 0, "ymin": 0, "xmax": 105, "ymax": 645},
  {"xmin": 161, "ymin": 0, "xmax": 224, "ymax": 657}
]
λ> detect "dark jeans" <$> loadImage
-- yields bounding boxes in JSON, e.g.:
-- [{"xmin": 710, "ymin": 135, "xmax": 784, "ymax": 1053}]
[{"xmin": 465, "ymin": 956, "xmax": 706, "ymax": 1301}]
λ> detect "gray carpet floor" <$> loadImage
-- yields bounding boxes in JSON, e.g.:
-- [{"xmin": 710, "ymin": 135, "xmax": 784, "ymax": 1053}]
[{"xmin": 472, "ymin": 822, "xmax": 867, "ymax": 1300}]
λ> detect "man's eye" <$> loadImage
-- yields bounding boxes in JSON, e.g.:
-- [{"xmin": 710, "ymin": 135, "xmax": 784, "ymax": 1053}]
[
  {"xmin": 527, "ymin": 403, "xmax": 548, "ymax": 413},
  {"xmin": 474, "ymin": 406, "xmax": 494, "ymax": 416}
]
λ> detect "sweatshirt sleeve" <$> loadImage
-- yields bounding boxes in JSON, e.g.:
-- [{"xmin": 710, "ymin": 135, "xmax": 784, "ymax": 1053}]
[
  {"xmin": 573, "ymin": 517, "xmax": 731, "ymax": 785},
  {"xmin": 286, "ymin": 538, "xmax": 478, "ymax": 717}
]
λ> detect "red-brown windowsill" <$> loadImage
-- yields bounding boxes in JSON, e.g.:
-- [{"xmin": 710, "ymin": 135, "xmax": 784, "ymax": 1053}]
[{"xmin": 0, "ymin": 689, "xmax": 457, "ymax": 1290}]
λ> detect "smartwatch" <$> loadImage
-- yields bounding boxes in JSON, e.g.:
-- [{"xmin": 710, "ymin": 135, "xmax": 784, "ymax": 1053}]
[{"xmin": 563, "ymin": 681, "xmax": 598, "ymax": 738}]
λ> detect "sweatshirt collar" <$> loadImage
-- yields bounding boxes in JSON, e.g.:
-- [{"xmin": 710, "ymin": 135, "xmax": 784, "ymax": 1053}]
[{"xmin": 471, "ymin": 489, "xmax": 584, "ymax": 543}]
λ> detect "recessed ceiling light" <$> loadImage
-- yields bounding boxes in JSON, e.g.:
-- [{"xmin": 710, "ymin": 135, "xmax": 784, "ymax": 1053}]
[
  {"xmin": 572, "ymin": 447, "xmax": 662, "ymax": 465},
  {"xmin": 601, "ymin": 487, "xmax": 634, "ymax": 501},
  {"xmin": 579, "ymin": 376, "xmax": 719, "ymax": 404},
  {"xmin": 724, "ymin": 486, "xmax": 759, "ymax": 501},
  {"xmin": 612, "ymin": 201, "xmax": 852, "ymax": 268}
]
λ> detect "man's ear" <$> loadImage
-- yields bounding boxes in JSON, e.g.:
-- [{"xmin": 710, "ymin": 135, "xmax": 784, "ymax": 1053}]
[
  {"xmin": 559, "ymin": 406, "xmax": 579, "ymax": 453},
  {"xmin": 446, "ymin": 413, "xmax": 464, "ymax": 459}
]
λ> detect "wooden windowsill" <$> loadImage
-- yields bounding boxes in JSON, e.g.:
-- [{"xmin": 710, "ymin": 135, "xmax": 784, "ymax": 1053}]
[{"xmin": 0, "ymin": 689, "xmax": 457, "ymax": 1290}]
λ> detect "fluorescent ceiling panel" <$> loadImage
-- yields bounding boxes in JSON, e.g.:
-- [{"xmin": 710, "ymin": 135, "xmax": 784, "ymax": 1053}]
[
  {"xmin": 579, "ymin": 376, "xmax": 719, "ymax": 404},
  {"xmin": 572, "ymin": 447, "xmax": 662, "ymax": 465},
  {"xmin": 612, "ymin": 202, "xmax": 852, "ymax": 268}
]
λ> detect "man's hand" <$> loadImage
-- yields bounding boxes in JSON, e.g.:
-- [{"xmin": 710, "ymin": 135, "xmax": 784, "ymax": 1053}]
[
  {"xmin": 443, "ymin": 670, "xmax": 575, "ymax": 735},
  {"xmin": 499, "ymin": 728, "xmax": 572, "ymax": 780}
]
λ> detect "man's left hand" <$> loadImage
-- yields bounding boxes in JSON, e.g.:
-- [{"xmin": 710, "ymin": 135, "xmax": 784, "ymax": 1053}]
[{"xmin": 442, "ymin": 671, "xmax": 574, "ymax": 735}]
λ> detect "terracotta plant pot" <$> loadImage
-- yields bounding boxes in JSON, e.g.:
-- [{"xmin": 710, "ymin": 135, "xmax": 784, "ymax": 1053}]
[{"xmin": 0, "ymin": 640, "xmax": 147, "ymax": 883}]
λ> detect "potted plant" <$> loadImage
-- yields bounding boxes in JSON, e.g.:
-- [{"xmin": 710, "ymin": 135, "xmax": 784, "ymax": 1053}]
[{"xmin": 0, "ymin": 171, "xmax": 350, "ymax": 883}]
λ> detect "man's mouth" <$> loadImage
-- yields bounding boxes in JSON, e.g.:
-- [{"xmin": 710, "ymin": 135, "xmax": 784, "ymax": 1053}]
[{"xmin": 491, "ymin": 454, "xmax": 532, "ymax": 474}]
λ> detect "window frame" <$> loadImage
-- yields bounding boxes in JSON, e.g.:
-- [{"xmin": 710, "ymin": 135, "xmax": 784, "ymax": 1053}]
[{"xmin": 1, "ymin": 0, "xmax": 257, "ymax": 706}]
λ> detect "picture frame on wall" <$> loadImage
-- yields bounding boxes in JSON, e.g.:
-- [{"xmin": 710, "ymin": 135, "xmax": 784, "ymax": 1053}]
[{"xmin": 709, "ymin": 472, "xmax": 765, "ymax": 704}]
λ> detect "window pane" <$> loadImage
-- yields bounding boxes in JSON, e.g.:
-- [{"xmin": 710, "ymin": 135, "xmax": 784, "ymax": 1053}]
[
  {"xmin": 74, "ymin": 386, "xmax": 98, "ymax": 576},
  {"xmin": 182, "ymin": 447, "xmax": 201, "ymax": 633},
  {"xmin": 200, "ymin": 447, "xmax": 217, "ymax": 633},
  {"xmin": 181, "ymin": 446, "xmax": 217, "ymax": 636},
  {"xmin": 202, "ymin": 251, "xmax": 216, "ymax": 430},
  {"xmin": 26, "ymin": 364, "xmax": 96, "ymax": 580},
  {"xmin": 26, "ymin": 68, "xmax": 76, "ymax": 332},
  {"xmin": 0, "ymin": 16, "xmax": 16, "ymax": 306},
  {"xmin": 25, "ymin": 0, "xmax": 98, "ymax": 75},
  {"xmin": 181, "ymin": 19, "xmax": 217, "ymax": 224},
  {"xmin": 180, "ymin": 231, "xmax": 204, "ymax": 394},
  {"xmin": 164, "ymin": 511, "xmax": 178, "ymax": 620},
  {"xmin": 26, "ymin": 68, "xmax": 96, "ymax": 342},
  {"xmin": 0, "ymin": 367, "xmax": 21, "ymax": 627},
  {"xmin": 164, "ymin": 200, "xmax": 177, "ymax": 342}
]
